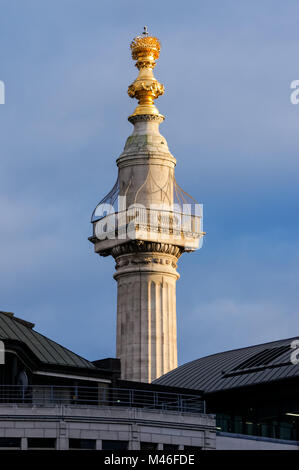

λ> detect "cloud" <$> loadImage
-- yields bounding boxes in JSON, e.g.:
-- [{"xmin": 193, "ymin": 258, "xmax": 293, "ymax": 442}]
[{"xmin": 0, "ymin": 0, "xmax": 298, "ymax": 365}]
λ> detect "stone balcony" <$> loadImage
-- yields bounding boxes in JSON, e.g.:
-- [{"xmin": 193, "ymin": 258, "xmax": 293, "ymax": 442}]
[{"xmin": 90, "ymin": 207, "xmax": 204, "ymax": 256}]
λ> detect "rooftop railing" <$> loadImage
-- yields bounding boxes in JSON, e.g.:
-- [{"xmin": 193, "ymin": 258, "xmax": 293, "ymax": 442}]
[{"xmin": 0, "ymin": 385, "xmax": 206, "ymax": 414}]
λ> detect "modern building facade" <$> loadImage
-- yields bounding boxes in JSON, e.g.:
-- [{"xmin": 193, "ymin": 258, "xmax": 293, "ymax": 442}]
[
  {"xmin": 0, "ymin": 405, "xmax": 216, "ymax": 451},
  {"xmin": 1, "ymin": 310, "xmax": 299, "ymax": 450},
  {"xmin": 155, "ymin": 337, "xmax": 299, "ymax": 449},
  {"xmin": 0, "ymin": 310, "xmax": 215, "ymax": 451}
]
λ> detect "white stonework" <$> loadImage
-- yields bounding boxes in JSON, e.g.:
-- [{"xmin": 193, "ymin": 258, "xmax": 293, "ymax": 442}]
[
  {"xmin": 91, "ymin": 115, "xmax": 199, "ymax": 382},
  {"xmin": 0, "ymin": 404, "xmax": 216, "ymax": 450},
  {"xmin": 115, "ymin": 119, "xmax": 181, "ymax": 383},
  {"xmin": 115, "ymin": 252, "xmax": 179, "ymax": 382},
  {"xmin": 91, "ymin": 114, "xmax": 202, "ymax": 383}
]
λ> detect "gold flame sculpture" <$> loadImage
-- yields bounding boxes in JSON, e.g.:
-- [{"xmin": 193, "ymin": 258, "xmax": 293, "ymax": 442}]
[{"xmin": 128, "ymin": 27, "xmax": 164, "ymax": 119}]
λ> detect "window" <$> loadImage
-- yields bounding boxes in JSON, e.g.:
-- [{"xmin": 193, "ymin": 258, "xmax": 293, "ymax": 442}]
[
  {"xmin": 140, "ymin": 442, "xmax": 158, "ymax": 451},
  {"xmin": 184, "ymin": 445, "xmax": 202, "ymax": 452},
  {"xmin": 102, "ymin": 440, "xmax": 128, "ymax": 450},
  {"xmin": 0, "ymin": 437, "xmax": 21, "ymax": 449},
  {"xmin": 163, "ymin": 444, "xmax": 179, "ymax": 451},
  {"xmin": 27, "ymin": 438, "xmax": 56, "ymax": 449},
  {"xmin": 233, "ymin": 416, "xmax": 243, "ymax": 434},
  {"xmin": 279, "ymin": 423, "xmax": 294, "ymax": 440},
  {"xmin": 216, "ymin": 414, "xmax": 231, "ymax": 432},
  {"xmin": 69, "ymin": 439, "xmax": 96, "ymax": 450}
]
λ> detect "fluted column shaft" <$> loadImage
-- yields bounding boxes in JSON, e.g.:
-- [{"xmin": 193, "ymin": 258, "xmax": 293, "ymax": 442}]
[{"xmin": 113, "ymin": 244, "xmax": 181, "ymax": 382}]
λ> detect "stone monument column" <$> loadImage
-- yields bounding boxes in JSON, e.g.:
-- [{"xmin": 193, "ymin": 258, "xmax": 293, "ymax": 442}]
[{"xmin": 90, "ymin": 28, "xmax": 203, "ymax": 382}]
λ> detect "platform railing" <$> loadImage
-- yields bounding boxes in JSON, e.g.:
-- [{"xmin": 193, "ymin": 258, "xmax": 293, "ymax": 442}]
[
  {"xmin": 0, "ymin": 385, "xmax": 205, "ymax": 414},
  {"xmin": 92, "ymin": 207, "xmax": 203, "ymax": 240}
]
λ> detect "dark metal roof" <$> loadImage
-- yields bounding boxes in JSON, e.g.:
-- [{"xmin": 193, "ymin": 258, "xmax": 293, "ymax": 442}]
[
  {"xmin": 154, "ymin": 337, "xmax": 299, "ymax": 393},
  {"xmin": 0, "ymin": 311, "xmax": 95, "ymax": 369}
]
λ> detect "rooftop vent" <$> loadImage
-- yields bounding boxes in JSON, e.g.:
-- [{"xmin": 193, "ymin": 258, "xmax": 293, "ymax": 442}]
[
  {"xmin": 233, "ymin": 345, "xmax": 291, "ymax": 370},
  {"xmin": 221, "ymin": 344, "xmax": 292, "ymax": 378}
]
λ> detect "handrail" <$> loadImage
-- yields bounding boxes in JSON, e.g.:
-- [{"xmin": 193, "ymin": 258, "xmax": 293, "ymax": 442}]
[
  {"xmin": 0, "ymin": 385, "xmax": 205, "ymax": 414},
  {"xmin": 92, "ymin": 206, "xmax": 203, "ymax": 239}
]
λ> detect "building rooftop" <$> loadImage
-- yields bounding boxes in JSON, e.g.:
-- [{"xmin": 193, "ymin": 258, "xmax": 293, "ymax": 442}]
[
  {"xmin": 154, "ymin": 337, "xmax": 299, "ymax": 393},
  {"xmin": 0, "ymin": 311, "xmax": 95, "ymax": 369}
]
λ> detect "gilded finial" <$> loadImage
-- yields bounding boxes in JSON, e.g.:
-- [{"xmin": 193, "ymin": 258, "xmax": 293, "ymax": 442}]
[{"xmin": 128, "ymin": 29, "xmax": 164, "ymax": 121}]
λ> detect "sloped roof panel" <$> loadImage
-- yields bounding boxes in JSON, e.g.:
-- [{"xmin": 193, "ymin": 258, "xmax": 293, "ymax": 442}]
[
  {"xmin": 0, "ymin": 312, "xmax": 94, "ymax": 369},
  {"xmin": 154, "ymin": 337, "xmax": 299, "ymax": 393}
]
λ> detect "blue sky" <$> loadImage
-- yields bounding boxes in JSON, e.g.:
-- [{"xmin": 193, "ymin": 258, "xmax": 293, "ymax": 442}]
[{"xmin": 0, "ymin": 0, "xmax": 298, "ymax": 366}]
